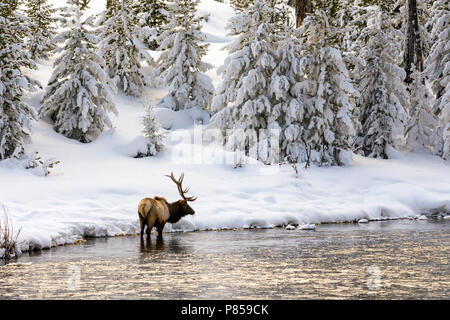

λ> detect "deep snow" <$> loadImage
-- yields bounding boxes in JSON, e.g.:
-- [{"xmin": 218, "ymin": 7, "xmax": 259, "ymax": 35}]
[{"xmin": 0, "ymin": 0, "xmax": 449, "ymax": 252}]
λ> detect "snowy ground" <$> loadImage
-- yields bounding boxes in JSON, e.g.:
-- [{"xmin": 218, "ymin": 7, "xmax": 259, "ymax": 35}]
[{"xmin": 1, "ymin": 0, "xmax": 449, "ymax": 252}]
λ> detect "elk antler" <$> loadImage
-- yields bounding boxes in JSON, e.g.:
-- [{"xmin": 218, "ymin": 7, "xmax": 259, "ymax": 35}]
[{"xmin": 166, "ymin": 172, "xmax": 197, "ymax": 202}]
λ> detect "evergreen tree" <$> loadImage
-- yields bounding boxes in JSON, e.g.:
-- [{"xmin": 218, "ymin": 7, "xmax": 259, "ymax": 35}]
[
  {"xmin": 139, "ymin": 102, "xmax": 164, "ymax": 157},
  {"xmin": 135, "ymin": 0, "xmax": 168, "ymax": 50},
  {"xmin": 154, "ymin": 0, "xmax": 214, "ymax": 111},
  {"xmin": 210, "ymin": 0, "xmax": 290, "ymax": 164},
  {"xmin": 341, "ymin": 1, "xmax": 404, "ymax": 100},
  {"xmin": 406, "ymin": 66, "xmax": 438, "ymax": 151},
  {"xmin": 24, "ymin": 0, "xmax": 57, "ymax": 60},
  {"xmin": 0, "ymin": 0, "xmax": 40, "ymax": 160},
  {"xmin": 40, "ymin": 0, "xmax": 117, "ymax": 143},
  {"xmin": 355, "ymin": 5, "xmax": 409, "ymax": 159},
  {"xmin": 291, "ymin": 0, "xmax": 357, "ymax": 166},
  {"xmin": 425, "ymin": 0, "xmax": 449, "ymax": 159},
  {"xmin": 98, "ymin": 0, "xmax": 154, "ymax": 97},
  {"xmin": 270, "ymin": 27, "xmax": 310, "ymax": 165}
]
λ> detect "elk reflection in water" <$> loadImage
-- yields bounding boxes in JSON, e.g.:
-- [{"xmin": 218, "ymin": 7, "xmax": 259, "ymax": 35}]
[{"xmin": 139, "ymin": 235, "xmax": 187, "ymax": 254}]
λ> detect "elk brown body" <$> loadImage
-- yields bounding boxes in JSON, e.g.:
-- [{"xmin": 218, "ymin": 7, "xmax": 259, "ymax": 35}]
[{"xmin": 138, "ymin": 173, "xmax": 197, "ymax": 238}]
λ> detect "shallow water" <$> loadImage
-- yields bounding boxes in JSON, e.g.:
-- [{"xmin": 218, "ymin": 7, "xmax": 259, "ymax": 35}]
[{"xmin": 0, "ymin": 219, "xmax": 449, "ymax": 299}]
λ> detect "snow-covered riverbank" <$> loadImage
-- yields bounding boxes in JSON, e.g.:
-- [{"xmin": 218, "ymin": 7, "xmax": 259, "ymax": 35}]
[{"xmin": 2, "ymin": 126, "xmax": 449, "ymax": 252}]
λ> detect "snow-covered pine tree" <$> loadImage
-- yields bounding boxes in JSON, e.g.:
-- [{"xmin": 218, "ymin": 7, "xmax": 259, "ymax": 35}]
[
  {"xmin": 140, "ymin": 102, "xmax": 164, "ymax": 157},
  {"xmin": 425, "ymin": 0, "xmax": 449, "ymax": 159},
  {"xmin": 210, "ymin": 0, "xmax": 290, "ymax": 164},
  {"xmin": 406, "ymin": 65, "xmax": 438, "ymax": 151},
  {"xmin": 289, "ymin": 0, "xmax": 358, "ymax": 166},
  {"xmin": 24, "ymin": 0, "xmax": 57, "ymax": 60},
  {"xmin": 339, "ymin": 1, "xmax": 403, "ymax": 97},
  {"xmin": 98, "ymin": 0, "xmax": 154, "ymax": 97},
  {"xmin": 134, "ymin": 0, "xmax": 168, "ymax": 50},
  {"xmin": 355, "ymin": 5, "xmax": 409, "ymax": 159},
  {"xmin": 336, "ymin": 1, "xmax": 374, "ymax": 71},
  {"xmin": 40, "ymin": 0, "xmax": 117, "ymax": 143},
  {"xmin": 154, "ymin": 0, "xmax": 214, "ymax": 111},
  {"xmin": 270, "ymin": 26, "xmax": 312, "ymax": 165},
  {"xmin": 0, "ymin": 0, "xmax": 40, "ymax": 160}
]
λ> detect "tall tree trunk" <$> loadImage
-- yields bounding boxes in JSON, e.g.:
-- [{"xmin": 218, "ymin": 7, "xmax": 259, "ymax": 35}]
[
  {"xmin": 288, "ymin": 0, "xmax": 312, "ymax": 28},
  {"xmin": 404, "ymin": 0, "xmax": 423, "ymax": 83}
]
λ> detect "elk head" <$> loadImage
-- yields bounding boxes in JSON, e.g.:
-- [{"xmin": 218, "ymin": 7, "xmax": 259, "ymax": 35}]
[{"xmin": 166, "ymin": 172, "xmax": 197, "ymax": 219}]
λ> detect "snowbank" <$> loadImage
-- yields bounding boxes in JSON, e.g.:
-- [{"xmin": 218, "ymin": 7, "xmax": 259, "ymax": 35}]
[{"xmin": 1, "ymin": 0, "xmax": 449, "ymax": 253}]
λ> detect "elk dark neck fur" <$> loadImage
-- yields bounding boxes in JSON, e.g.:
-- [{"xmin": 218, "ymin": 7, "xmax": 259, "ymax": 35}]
[{"xmin": 167, "ymin": 200, "xmax": 189, "ymax": 223}]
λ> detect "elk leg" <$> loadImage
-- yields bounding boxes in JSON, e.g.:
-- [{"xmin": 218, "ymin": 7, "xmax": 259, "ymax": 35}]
[
  {"xmin": 139, "ymin": 215, "xmax": 146, "ymax": 238},
  {"xmin": 146, "ymin": 215, "xmax": 156, "ymax": 237},
  {"xmin": 157, "ymin": 222, "xmax": 165, "ymax": 237}
]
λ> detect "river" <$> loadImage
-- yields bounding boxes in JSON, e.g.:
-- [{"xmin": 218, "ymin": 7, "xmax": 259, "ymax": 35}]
[{"xmin": 0, "ymin": 219, "xmax": 449, "ymax": 299}]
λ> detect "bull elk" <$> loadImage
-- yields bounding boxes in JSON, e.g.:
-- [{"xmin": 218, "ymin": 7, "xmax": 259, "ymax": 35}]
[{"xmin": 138, "ymin": 172, "xmax": 197, "ymax": 238}]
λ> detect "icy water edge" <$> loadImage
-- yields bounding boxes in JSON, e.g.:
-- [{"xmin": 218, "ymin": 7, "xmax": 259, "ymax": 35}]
[{"xmin": 0, "ymin": 219, "xmax": 449, "ymax": 299}]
